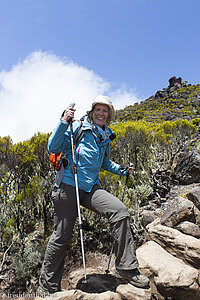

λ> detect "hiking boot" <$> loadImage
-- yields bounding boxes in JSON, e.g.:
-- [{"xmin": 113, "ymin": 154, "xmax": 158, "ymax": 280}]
[{"xmin": 115, "ymin": 268, "xmax": 149, "ymax": 288}]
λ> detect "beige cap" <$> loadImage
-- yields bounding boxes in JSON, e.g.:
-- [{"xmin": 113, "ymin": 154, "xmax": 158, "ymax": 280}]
[{"xmin": 91, "ymin": 95, "xmax": 115, "ymax": 120}]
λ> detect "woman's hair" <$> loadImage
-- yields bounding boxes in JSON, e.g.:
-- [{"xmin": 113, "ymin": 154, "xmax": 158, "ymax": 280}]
[{"xmin": 88, "ymin": 105, "xmax": 112, "ymax": 125}]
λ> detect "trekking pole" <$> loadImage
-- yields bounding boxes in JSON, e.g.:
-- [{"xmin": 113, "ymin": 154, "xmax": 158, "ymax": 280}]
[
  {"xmin": 105, "ymin": 163, "xmax": 133, "ymax": 274},
  {"xmin": 69, "ymin": 103, "xmax": 87, "ymax": 284}
]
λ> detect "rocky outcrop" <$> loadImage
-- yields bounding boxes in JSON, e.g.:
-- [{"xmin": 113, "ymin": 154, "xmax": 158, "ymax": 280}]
[
  {"xmin": 139, "ymin": 183, "xmax": 200, "ymax": 299},
  {"xmin": 155, "ymin": 76, "xmax": 182, "ymax": 100}
]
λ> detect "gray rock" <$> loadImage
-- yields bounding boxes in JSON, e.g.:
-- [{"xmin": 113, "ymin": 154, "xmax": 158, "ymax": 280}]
[
  {"xmin": 155, "ymin": 90, "xmax": 168, "ymax": 99},
  {"xmin": 160, "ymin": 196, "xmax": 196, "ymax": 227},
  {"xmin": 174, "ymin": 150, "xmax": 200, "ymax": 184},
  {"xmin": 141, "ymin": 210, "xmax": 159, "ymax": 227},
  {"xmin": 176, "ymin": 221, "xmax": 200, "ymax": 238},
  {"xmin": 168, "ymin": 76, "xmax": 182, "ymax": 89},
  {"xmin": 187, "ymin": 186, "xmax": 200, "ymax": 210}
]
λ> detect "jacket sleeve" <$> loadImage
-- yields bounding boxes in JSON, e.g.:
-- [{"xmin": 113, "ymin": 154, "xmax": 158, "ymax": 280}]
[
  {"xmin": 48, "ymin": 120, "xmax": 70, "ymax": 153},
  {"xmin": 101, "ymin": 144, "xmax": 128, "ymax": 176}
]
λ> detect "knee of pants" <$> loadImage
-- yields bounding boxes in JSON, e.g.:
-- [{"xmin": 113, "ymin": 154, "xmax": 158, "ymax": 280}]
[
  {"xmin": 52, "ymin": 219, "xmax": 74, "ymax": 246},
  {"xmin": 49, "ymin": 230, "xmax": 72, "ymax": 250},
  {"xmin": 109, "ymin": 203, "xmax": 130, "ymax": 224}
]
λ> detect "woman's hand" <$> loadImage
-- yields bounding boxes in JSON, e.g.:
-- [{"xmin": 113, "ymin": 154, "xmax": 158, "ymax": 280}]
[
  {"xmin": 127, "ymin": 163, "xmax": 134, "ymax": 174},
  {"xmin": 127, "ymin": 166, "xmax": 134, "ymax": 174},
  {"xmin": 61, "ymin": 105, "xmax": 76, "ymax": 122}
]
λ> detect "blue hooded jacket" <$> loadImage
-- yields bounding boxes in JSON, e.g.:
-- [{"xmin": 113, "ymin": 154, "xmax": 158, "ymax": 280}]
[{"xmin": 48, "ymin": 116, "xmax": 127, "ymax": 192}]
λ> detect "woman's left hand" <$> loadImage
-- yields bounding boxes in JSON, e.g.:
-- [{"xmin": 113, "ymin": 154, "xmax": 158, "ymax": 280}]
[{"xmin": 128, "ymin": 166, "xmax": 134, "ymax": 174}]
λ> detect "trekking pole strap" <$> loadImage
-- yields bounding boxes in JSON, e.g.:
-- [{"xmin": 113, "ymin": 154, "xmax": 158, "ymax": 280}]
[{"xmin": 52, "ymin": 163, "xmax": 65, "ymax": 191}]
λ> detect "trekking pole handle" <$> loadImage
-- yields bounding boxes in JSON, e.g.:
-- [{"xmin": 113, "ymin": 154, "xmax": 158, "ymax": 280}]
[
  {"xmin": 68, "ymin": 102, "xmax": 75, "ymax": 124},
  {"xmin": 122, "ymin": 162, "xmax": 134, "ymax": 202},
  {"xmin": 126, "ymin": 162, "xmax": 134, "ymax": 182},
  {"xmin": 68, "ymin": 103, "xmax": 76, "ymax": 165}
]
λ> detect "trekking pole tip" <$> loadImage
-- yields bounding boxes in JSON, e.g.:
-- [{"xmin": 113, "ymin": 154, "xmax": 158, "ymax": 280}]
[{"xmin": 82, "ymin": 278, "xmax": 87, "ymax": 284}]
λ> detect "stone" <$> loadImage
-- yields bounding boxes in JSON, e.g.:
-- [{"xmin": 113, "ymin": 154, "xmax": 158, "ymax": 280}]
[
  {"xmin": 174, "ymin": 150, "xmax": 200, "ymax": 184},
  {"xmin": 116, "ymin": 283, "xmax": 151, "ymax": 300},
  {"xmin": 146, "ymin": 217, "xmax": 161, "ymax": 230},
  {"xmin": 148, "ymin": 224, "xmax": 200, "ymax": 268},
  {"xmin": 176, "ymin": 221, "xmax": 200, "ymax": 238},
  {"xmin": 155, "ymin": 90, "xmax": 168, "ymax": 99},
  {"xmin": 141, "ymin": 210, "xmax": 159, "ymax": 227},
  {"xmin": 136, "ymin": 241, "xmax": 200, "ymax": 300},
  {"xmin": 168, "ymin": 76, "xmax": 182, "ymax": 88},
  {"xmin": 187, "ymin": 186, "xmax": 200, "ymax": 209},
  {"xmin": 160, "ymin": 196, "xmax": 196, "ymax": 227}
]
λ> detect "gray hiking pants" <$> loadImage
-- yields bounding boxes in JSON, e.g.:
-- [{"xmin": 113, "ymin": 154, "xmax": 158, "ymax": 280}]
[{"xmin": 39, "ymin": 183, "xmax": 138, "ymax": 293}]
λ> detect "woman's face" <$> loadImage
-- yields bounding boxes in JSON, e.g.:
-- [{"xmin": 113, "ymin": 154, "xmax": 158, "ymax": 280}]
[{"xmin": 92, "ymin": 104, "xmax": 109, "ymax": 127}]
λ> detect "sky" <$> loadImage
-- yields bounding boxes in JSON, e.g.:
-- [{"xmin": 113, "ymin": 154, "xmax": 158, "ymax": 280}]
[{"xmin": 0, "ymin": 0, "xmax": 200, "ymax": 143}]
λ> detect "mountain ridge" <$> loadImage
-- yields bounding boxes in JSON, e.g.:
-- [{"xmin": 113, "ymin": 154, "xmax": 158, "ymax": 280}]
[{"xmin": 113, "ymin": 76, "xmax": 200, "ymax": 123}]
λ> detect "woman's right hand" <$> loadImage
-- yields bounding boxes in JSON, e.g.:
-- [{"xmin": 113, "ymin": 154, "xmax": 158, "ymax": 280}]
[{"xmin": 61, "ymin": 104, "xmax": 76, "ymax": 122}]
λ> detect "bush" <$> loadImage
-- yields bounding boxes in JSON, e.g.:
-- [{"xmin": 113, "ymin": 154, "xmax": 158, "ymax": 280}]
[{"xmin": 12, "ymin": 243, "xmax": 45, "ymax": 288}]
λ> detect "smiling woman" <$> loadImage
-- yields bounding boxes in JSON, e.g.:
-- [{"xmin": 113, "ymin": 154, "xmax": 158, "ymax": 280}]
[{"xmin": 37, "ymin": 95, "xmax": 149, "ymax": 296}]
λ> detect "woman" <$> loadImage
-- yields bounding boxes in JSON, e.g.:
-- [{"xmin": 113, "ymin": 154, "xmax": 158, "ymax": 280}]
[{"xmin": 38, "ymin": 95, "xmax": 149, "ymax": 294}]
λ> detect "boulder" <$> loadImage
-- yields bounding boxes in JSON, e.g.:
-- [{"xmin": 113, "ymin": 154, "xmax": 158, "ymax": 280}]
[
  {"xmin": 140, "ymin": 210, "xmax": 159, "ymax": 227},
  {"xmin": 176, "ymin": 221, "xmax": 200, "ymax": 238},
  {"xmin": 116, "ymin": 284, "xmax": 151, "ymax": 300},
  {"xmin": 187, "ymin": 186, "xmax": 200, "ymax": 210},
  {"xmin": 136, "ymin": 241, "xmax": 200, "ymax": 300},
  {"xmin": 155, "ymin": 90, "xmax": 168, "ymax": 99},
  {"xmin": 148, "ymin": 224, "xmax": 200, "ymax": 268},
  {"xmin": 168, "ymin": 76, "xmax": 182, "ymax": 89},
  {"xmin": 160, "ymin": 196, "xmax": 196, "ymax": 227},
  {"xmin": 174, "ymin": 150, "xmax": 200, "ymax": 184}
]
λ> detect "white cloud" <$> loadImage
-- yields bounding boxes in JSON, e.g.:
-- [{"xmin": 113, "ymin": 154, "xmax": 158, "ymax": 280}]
[{"xmin": 0, "ymin": 51, "xmax": 140, "ymax": 143}]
